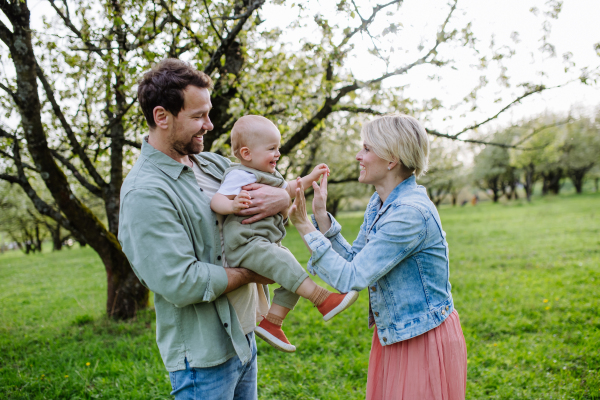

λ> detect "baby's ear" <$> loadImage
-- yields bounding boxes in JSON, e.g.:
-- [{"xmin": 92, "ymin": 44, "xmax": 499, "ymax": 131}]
[{"xmin": 240, "ymin": 147, "xmax": 252, "ymax": 161}]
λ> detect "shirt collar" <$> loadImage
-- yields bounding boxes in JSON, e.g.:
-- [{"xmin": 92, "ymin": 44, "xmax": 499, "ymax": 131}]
[{"xmin": 141, "ymin": 136, "xmax": 190, "ymax": 180}]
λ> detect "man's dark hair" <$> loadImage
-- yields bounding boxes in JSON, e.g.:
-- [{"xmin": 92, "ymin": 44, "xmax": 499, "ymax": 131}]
[{"xmin": 138, "ymin": 59, "xmax": 213, "ymax": 128}]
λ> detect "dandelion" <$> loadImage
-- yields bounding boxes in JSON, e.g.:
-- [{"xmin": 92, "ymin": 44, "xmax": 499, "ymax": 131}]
[
  {"xmin": 555, "ymin": 297, "xmax": 559, "ymax": 301},
  {"xmin": 545, "ymin": 306, "xmax": 550, "ymax": 310},
  {"xmin": 86, "ymin": 362, "xmax": 91, "ymax": 366},
  {"xmin": 493, "ymin": 343, "xmax": 497, "ymax": 347},
  {"xmin": 65, "ymin": 375, "xmax": 69, "ymax": 378},
  {"xmin": 543, "ymin": 299, "xmax": 548, "ymax": 303}
]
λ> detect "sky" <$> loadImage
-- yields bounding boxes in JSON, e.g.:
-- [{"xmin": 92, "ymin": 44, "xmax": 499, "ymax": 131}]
[
  {"xmin": 259, "ymin": 0, "xmax": 600, "ymax": 137},
  {"xmin": 3, "ymin": 0, "xmax": 600, "ymax": 140}
]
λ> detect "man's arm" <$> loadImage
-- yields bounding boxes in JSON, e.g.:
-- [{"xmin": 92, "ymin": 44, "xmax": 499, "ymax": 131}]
[
  {"xmin": 224, "ymin": 268, "xmax": 275, "ymax": 293},
  {"xmin": 236, "ymin": 183, "xmax": 291, "ymax": 224},
  {"xmin": 120, "ymin": 188, "xmax": 270, "ymax": 307}
]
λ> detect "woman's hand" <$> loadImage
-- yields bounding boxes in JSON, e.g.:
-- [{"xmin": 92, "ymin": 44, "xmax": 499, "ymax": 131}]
[
  {"xmin": 289, "ymin": 178, "xmax": 317, "ymax": 237},
  {"xmin": 312, "ymin": 173, "xmax": 332, "ymax": 233}
]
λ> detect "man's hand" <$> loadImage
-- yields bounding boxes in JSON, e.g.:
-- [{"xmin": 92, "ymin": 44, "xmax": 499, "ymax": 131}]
[
  {"xmin": 236, "ymin": 183, "xmax": 290, "ymax": 224},
  {"xmin": 224, "ymin": 268, "xmax": 275, "ymax": 294}
]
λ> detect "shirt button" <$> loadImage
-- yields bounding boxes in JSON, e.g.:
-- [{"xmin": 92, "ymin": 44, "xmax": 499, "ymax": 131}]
[
  {"xmin": 374, "ymin": 312, "xmax": 379, "ymax": 317},
  {"xmin": 215, "ymin": 220, "xmax": 219, "ymax": 225},
  {"xmin": 382, "ymin": 337, "xmax": 387, "ymax": 342},
  {"xmin": 217, "ymin": 256, "xmax": 222, "ymax": 261},
  {"xmin": 223, "ymin": 323, "xmax": 228, "ymax": 328},
  {"xmin": 371, "ymin": 286, "xmax": 377, "ymax": 292},
  {"xmin": 199, "ymin": 188, "xmax": 204, "ymax": 192}
]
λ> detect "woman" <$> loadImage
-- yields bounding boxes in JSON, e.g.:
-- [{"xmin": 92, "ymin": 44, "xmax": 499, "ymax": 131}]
[{"xmin": 289, "ymin": 114, "xmax": 467, "ymax": 400}]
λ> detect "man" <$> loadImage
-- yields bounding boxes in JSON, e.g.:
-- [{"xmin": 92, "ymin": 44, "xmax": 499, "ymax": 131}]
[{"xmin": 118, "ymin": 59, "xmax": 290, "ymax": 399}]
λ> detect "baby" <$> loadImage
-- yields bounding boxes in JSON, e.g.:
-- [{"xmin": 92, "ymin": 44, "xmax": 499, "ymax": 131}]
[{"xmin": 211, "ymin": 115, "xmax": 358, "ymax": 352}]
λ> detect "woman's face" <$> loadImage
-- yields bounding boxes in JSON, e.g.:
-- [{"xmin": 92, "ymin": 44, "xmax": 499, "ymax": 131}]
[{"xmin": 356, "ymin": 141, "xmax": 390, "ymax": 186}]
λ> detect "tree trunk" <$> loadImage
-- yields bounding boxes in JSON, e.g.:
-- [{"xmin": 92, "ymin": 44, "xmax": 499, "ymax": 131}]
[
  {"xmin": 567, "ymin": 166, "xmax": 593, "ymax": 194},
  {"xmin": 595, "ymin": 178, "xmax": 599, "ymax": 193},
  {"xmin": 542, "ymin": 169, "xmax": 562, "ymax": 195},
  {"xmin": 525, "ymin": 164, "xmax": 534, "ymax": 202},
  {"xmin": 4, "ymin": 0, "xmax": 148, "ymax": 319}
]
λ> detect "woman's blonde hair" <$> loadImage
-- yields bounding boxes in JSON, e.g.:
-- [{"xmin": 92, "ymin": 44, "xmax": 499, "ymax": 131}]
[{"xmin": 361, "ymin": 114, "xmax": 430, "ymax": 178}]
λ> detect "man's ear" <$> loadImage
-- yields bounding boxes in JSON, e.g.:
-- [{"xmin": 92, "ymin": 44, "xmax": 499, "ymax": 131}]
[
  {"xmin": 153, "ymin": 106, "xmax": 170, "ymax": 130},
  {"xmin": 239, "ymin": 147, "xmax": 252, "ymax": 162}
]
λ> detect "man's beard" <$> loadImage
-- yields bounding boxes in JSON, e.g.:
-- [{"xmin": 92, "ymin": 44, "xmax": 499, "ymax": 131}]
[{"xmin": 170, "ymin": 120, "xmax": 204, "ymax": 155}]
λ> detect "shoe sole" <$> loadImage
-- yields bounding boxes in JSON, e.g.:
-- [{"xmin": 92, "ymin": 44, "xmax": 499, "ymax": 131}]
[
  {"xmin": 255, "ymin": 327, "xmax": 296, "ymax": 353},
  {"xmin": 323, "ymin": 291, "xmax": 359, "ymax": 322}
]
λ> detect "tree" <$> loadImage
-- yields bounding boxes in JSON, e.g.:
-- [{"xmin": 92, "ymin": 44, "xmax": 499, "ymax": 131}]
[
  {"xmin": 560, "ymin": 114, "xmax": 600, "ymax": 193},
  {"xmin": 0, "ymin": 0, "xmax": 588, "ymax": 319},
  {"xmin": 420, "ymin": 140, "xmax": 465, "ymax": 207}
]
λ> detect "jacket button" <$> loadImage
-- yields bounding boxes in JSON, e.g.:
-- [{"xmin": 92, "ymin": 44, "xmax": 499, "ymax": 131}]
[
  {"xmin": 371, "ymin": 286, "xmax": 377, "ymax": 292},
  {"xmin": 217, "ymin": 256, "xmax": 222, "ymax": 261},
  {"xmin": 215, "ymin": 220, "xmax": 219, "ymax": 225},
  {"xmin": 446, "ymin": 306, "xmax": 449, "ymax": 311},
  {"xmin": 223, "ymin": 323, "xmax": 228, "ymax": 328},
  {"xmin": 374, "ymin": 312, "xmax": 379, "ymax": 317},
  {"xmin": 382, "ymin": 337, "xmax": 387, "ymax": 342},
  {"xmin": 442, "ymin": 310, "xmax": 446, "ymax": 315}
]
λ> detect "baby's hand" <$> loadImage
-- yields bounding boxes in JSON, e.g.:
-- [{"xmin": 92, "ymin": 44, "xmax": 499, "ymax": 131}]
[
  {"xmin": 310, "ymin": 163, "xmax": 330, "ymax": 180},
  {"xmin": 232, "ymin": 190, "xmax": 251, "ymax": 213}
]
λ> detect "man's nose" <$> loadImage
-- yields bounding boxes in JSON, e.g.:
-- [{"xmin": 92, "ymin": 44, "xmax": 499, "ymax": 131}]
[{"xmin": 204, "ymin": 117, "xmax": 214, "ymax": 131}]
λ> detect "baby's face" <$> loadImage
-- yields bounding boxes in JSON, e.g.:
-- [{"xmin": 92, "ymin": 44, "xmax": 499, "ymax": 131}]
[{"xmin": 244, "ymin": 123, "xmax": 281, "ymax": 173}]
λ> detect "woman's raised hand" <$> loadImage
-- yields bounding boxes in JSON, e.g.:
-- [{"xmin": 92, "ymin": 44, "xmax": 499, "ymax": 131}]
[
  {"xmin": 289, "ymin": 177, "xmax": 313, "ymax": 232},
  {"xmin": 311, "ymin": 172, "xmax": 328, "ymax": 218},
  {"xmin": 312, "ymin": 173, "xmax": 332, "ymax": 233}
]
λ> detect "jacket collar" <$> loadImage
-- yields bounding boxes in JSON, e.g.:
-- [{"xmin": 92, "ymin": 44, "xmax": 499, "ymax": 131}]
[
  {"xmin": 369, "ymin": 175, "xmax": 418, "ymax": 214},
  {"xmin": 141, "ymin": 136, "xmax": 208, "ymax": 179}
]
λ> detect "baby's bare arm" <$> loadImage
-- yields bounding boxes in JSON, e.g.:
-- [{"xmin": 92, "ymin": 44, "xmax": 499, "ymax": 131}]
[
  {"xmin": 286, "ymin": 163, "xmax": 330, "ymax": 198},
  {"xmin": 210, "ymin": 191, "xmax": 251, "ymax": 215}
]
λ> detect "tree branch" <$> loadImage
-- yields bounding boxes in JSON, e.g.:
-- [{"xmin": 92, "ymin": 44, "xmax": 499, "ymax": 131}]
[
  {"xmin": 203, "ymin": 0, "xmax": 265, "ymax": 76},
  {"xmin": 0, "ymin": 18, "xmax": 13, "ymax": 46},
  {"xmin": 203, "ymin": 0, "xmax": 223, "ymax": 41},
  {"xmin": 124, "ymin": 139, "xmax": 141, "ymax": 148},
  {"xmin": 50, "ymin": 150, "xmax": 103, "ymax": 197},
  {"xmin": 48, "ymin": 0, "xmax": 104, "ymax": 56},
  {"xmin": 0, "ymin": 81, "xmax": 18, "ymax": 103},
  {"xmin": 35, "ymin": 62, "xmax": 107, "ymax": 189},
  {"xmin": 280, "ymin": 1, "xmax": 456, "ymax": 156},
  {"xmin": 159, "ymin": 0, "xmax": 210, "ymax": 54}
]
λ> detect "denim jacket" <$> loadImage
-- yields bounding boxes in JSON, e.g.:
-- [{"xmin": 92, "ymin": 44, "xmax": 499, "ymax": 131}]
[{"xmin": 304, "ymin": 175, "xmax": 454, "ymax": 346}]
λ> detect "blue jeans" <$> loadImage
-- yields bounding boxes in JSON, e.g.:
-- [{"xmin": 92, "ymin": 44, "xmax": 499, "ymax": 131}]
[{"xmin": 169, "ymin": 332, "xmax": 258, "ymax": 400}]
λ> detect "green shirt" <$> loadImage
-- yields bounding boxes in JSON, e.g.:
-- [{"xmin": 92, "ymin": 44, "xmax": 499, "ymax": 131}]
[{"xmin": 118, "ymin": 139, "xmax": 254, "ymax": 371}]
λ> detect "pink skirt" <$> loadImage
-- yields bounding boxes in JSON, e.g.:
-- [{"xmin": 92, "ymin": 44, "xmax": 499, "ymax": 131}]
[{"xmin": 366, "ymin": 310, "xmax": 467, "ymax": 400}]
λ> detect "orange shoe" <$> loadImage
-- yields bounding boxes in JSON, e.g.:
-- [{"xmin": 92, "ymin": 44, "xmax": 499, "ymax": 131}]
[
  {"xmin": 255, "ymin": 318, "xmax": 296, "ymax": 353},
  {"xmin": 317, "ymin": 291, "xmax": 359, "ymax": 322}
]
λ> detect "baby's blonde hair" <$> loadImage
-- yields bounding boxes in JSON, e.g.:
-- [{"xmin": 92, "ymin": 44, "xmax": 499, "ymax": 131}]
[
  {"xmin": 361, "ymin": 114, "xmax": 430, "ymax": 178},
  {"xmin": 230, "ymin": 115, "xmax": 278, "ymax": 160}
]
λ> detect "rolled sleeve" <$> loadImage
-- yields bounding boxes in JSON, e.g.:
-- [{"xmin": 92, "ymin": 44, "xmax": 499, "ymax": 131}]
[
  {"xmin": 119, "ymin": 188, "xmax": 227, "ymax": 307},
  {"xmin": 304, "ymin": 206, "xmax": 427, "ymax": 293},
  {"xmin": 310, "ymin": 213, "xmax": 342, "ymax": 238}
]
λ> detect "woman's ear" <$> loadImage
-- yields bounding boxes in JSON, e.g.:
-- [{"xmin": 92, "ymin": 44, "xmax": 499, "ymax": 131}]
[
  {"xmin": 240, "ymin": 147, "xmax": 252, "ymax": 161},
  {"xmin": 387, "ymin": 160, "xmax": 399, "ymax": 171}
]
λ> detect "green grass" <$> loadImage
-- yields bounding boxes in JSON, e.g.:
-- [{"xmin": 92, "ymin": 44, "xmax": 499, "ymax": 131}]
[{"xmin": 1, "ymin": 192, "xmax": 599, "ymax": 399}]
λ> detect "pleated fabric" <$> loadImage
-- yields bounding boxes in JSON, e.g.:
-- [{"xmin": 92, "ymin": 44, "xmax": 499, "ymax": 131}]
[{"xmin": 366, "ymin": 310, "xmax": 467, "ymax": 400}]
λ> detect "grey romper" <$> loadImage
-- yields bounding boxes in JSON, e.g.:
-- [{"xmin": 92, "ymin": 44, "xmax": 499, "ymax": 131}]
[{"xmin": 221, "ymin": 164, "xmax": 310, "ymax": 310}]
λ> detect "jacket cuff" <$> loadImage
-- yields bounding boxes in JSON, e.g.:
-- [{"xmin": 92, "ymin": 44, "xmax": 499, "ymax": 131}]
[
  {"xmin": 310, "ymin": 213, "xmax": 342, "ymax": 238},
  {"xmin": 304, "ymin": 231, "xmax": 328, "ymax": 275},
  {"xmin": 204, "ymin": 263, "xmax": 229, "ymax": 300}
]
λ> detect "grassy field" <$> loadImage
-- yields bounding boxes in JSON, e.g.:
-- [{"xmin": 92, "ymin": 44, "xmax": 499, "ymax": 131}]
[{"xmin": 1, "ymin": 193, "xmax": 599, "ymax": 399}]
